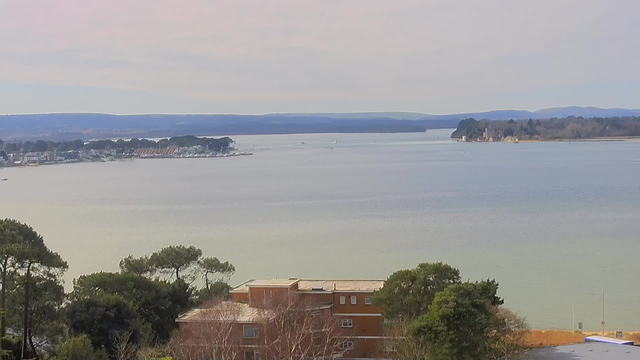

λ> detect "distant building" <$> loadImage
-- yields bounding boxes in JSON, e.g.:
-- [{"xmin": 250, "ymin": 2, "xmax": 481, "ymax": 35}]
[
  {"xmin": 44, "ymin": 151, "xmax": 55, "ymax": 162},
  {"xmin": 23, "ymin": 152, "xmax": 44, "ymax": 163},
  {"xmin": 483, "ymin": 127, "xmax": 495, "ymax": 140},
  {"xmin": 64, "ymin": 151, "xmax": 80, "ymax": 161}
]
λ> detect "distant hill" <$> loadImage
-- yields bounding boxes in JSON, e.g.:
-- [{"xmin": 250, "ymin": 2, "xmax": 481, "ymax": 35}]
[
  {"xmin": 1, "ymin": 107, "xmax": 639, "ymax": 140},
  {"xmin": 281, "ymin": 107, "xmax": 640, "ymax": 121}
]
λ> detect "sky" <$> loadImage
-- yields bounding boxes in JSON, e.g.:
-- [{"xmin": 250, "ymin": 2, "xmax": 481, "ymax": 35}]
[{"xmin": 0, "ymin": 0, "xmax": 639, "ymax": 115}]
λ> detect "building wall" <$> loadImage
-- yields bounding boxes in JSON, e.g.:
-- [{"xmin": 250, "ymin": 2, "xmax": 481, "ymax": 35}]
[
  {"xmin": 345, "ymin": 338, "xmax": 383, "ymax": 359},
  {"xmin": 338, "ymin": 315, "xmax": 383, "ymax": 337},
  {"xmin": 248, "ymin": 287, "xmax": 292, "ymax": 307},
  {"xmin": 332, "ymin": 292, "xmax": 379, "ymax": 314},
  {"xmin": 232, "ymin": 292, "xmax": 249, "ymax": 302},
  {"xmin": 297, "ymin": 292, "xmax": 333, "ymax": 304}
]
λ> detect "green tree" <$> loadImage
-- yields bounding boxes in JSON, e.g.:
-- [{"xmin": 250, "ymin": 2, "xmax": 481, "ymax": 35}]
[
  {"xmin": 195, "ymin": 281, "xmax": 232, "ymax": 303},
  {"xmin": 22, "ymin": 141, "xmax": 33, "ymax": 153},
  {"xmin": 0, "ymin": 219, "xmax": 21, "ymax": 336},
  {"xmin": 197, "ymin": 257, "xmax": 235, "ymax": 292},
  {"xmin": 11, "ymin": 222, "xmax": 67, "ymax": 359},
  {"xmin": 0, "ymin": 335, "xmax": 22, "ymax": 360},
  {"xmin": 410, "ymin": 282, "xmax": 495, "ymax": 360},
  {"xmin": 373, "ymin": 262, "xmax": 460, "ymax": 320},
  {"xmin": 6, "ymin": 275, "xmax": 66, "ymax": 355},
  {"xmin": 56, "ymin": 334, "xmax": 97, "ymax": 360},
  {"xmin": 71, "ymin": 272, "xmax": 191, "ymax": 342},
  {"xmin": 149, "ymin": 245, "xmax": 202, "ymax": 281},
  {"xmin": 119, "ymin": 256, "xmax": 154, "ymax": 277},
  {"xmin": 32, "ymin": 140, "xmax": 49, "ymax": 152},
  {"xmin": 67, "ymin": 294, "xmax": 139, "ymax": 357},
  {"xmin": 3, "ymin": 143, "xmax": 18, "ymax": 153}
]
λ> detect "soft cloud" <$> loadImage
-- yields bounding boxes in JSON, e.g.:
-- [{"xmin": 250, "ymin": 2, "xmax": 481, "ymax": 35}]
[{"xmin": 0, "ymin": 0, "xmax": 638, "ymax": 114}]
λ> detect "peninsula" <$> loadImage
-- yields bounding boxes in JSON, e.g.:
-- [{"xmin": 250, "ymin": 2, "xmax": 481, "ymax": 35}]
[
  {"xmin": 451, "ymin": 116, "xmax": 640, "ymax": 142},
  {"xmin": 0, "ymin": 135, "xmax": 250, "ymax": 167}
]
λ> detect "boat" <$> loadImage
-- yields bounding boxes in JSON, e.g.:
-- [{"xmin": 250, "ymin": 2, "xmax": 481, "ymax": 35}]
[
  {"xmin": 300, "ymin": 141, "xmax": 305, "ymax": 145},
  {"xmin": 514, "ymin": 139, "xmax": 519, "ymax": 143},
  {"xmin": 1, "ymin": 178, "xmax": 7, "ymax": 181}
]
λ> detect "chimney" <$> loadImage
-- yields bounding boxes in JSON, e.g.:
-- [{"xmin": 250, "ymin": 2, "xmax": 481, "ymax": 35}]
[{"xmin": 333, "ymin": 283, "xmax": 337, "ymax": 291}]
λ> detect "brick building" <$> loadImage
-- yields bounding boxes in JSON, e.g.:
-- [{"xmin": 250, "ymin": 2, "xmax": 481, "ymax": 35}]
[{"xmin": 177, "ymin": 278, "xmax": 387, "ymax": 360}]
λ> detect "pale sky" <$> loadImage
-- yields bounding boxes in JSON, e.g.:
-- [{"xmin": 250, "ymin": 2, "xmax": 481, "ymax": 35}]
[{"xmin": 0, "ymin": 0, "xmax": 639, "ymax": 114}]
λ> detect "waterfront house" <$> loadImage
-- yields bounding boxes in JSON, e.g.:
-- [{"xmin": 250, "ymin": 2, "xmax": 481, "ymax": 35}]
[
  {"xmin": 23, "ymin": 152, "xmax": 44, "ymax": 163},
  {"xmin": 176, "ymin": 278, "xmax": 386, "ymax": 360}
]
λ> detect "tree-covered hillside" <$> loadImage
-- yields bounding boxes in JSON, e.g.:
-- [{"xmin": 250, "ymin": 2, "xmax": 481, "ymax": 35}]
[{"xmin": 451, "ymin": 116, "xmax": 640, "ymax": 140}]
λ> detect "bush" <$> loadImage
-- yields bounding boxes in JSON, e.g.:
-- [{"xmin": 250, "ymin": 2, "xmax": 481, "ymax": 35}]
[{"xmin": 57, "ymin": 335, "xmax": 96, "ymax": 360}]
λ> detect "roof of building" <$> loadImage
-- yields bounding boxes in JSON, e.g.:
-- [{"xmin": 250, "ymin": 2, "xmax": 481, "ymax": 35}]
[
  {"xmin": 297, "ymin": 280, "xmax": 385, "ymax": 292},
  {"xmin": 524, "ymin": 342, "xmax": 640, "ymax": 360},
  {"xmin": 231, "ymin": 279, "xmax": 385, "ymax": 293},
  {"xmin": 177, "ymin": 301, "xmax": 274, "ymax": 323},
  {"xmin": 246, "ymin": 279, "xmax": 300, "ymax": 287}
]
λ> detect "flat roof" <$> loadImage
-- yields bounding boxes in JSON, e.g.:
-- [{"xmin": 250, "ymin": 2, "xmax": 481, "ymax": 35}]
[
  {"xmin": 525, "ymin": 342, "xmax": 640, "ymax": 360},
  {"xmin": 231, "ymin": 278, "xmax": 300, "ymax": 292},
  {"xmin": 297, "ymin": 280, "xmax": 384, "ymax": 292},
  {"xmin": 231, "ymin": 279, "xmax": 385, "ymax": 293}
]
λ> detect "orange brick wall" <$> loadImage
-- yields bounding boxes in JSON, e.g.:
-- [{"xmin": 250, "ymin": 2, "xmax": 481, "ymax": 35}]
[
  {"xmin": 232, "ymin": 292, "xmax": 249, "ymax": 302},
  {"xmin": 332, "ymin": 292, "xmax": 380, "ymax": 314},
  {"xmin": 248, "ymin": 287, "xmax": 291, "ymax": 307}
]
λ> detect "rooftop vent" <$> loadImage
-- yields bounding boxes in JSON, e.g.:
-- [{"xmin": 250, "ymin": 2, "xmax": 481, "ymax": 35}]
[{"xmin": 312, "ymin": 286, "xmax": 324, "ymax": 291}]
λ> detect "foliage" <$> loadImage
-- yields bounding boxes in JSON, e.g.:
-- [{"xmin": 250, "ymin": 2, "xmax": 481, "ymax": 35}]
[
  {"xmin": 118, "ymin": 256, "xmax": 154, "ymax": 277},
  {"xmin": 56, "ymin": 334, "xmax": 98, "ymax": 360},
  {"xmin": 1, "ymin": 136, "xmax": 234, "ymax": 154},
  {"xmin": 70, "ymin": 272, "xmax": 191, "ymax": 343},
  {"xmin": 410, "ymin": 282, "xmax": 527, "ymax": 360},
  {"xmin": 451, "ymin": 116, "xmax": 640, "ymax": 140},
  {"xmin": 149, "ymin": 246, "xmax": 202, "ymax": 281},
  {"xmin": 411, "ymin": 282, "xmax": 497, "ymax": 360},
  {"xmin": 197, "ymin": 257, "xmax": 235, "ymax": 297},
  {"xmin": 195, "ymin": 281, "xmax": 232, "ymax": 303},
  {"xmin": 373, "ymin": 262, "xmax": 460, "ymax": 320},
  {"xmin": 5, "ymin": 275, "xmax": 66, "ymax": 352},
  {"xmin": 0, "ymin": 335, "xmax": 22, "ymax": 360},
  {"xmin": 488, "ymin": 307, "xmax": 529, "ymax": 360},
  {"xmin": 0, "ymin": 219, "xmax": 67, "ymax": 359},
  {"xmin": 67, "ymin": 294, "xmax": 139, "ymax": 357}
]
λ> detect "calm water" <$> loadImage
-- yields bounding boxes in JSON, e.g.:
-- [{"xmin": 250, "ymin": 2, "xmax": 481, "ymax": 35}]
[{"xmin": 1, "ymin": 129, "xmax": 639, "ymax": 330}]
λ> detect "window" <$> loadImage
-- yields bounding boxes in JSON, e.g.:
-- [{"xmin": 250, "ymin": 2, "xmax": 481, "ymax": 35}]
[
  {"xmin": 243, "ymin": 325, "xmax": 259, "ymax": 338},
  {"xmin": 341, "ymin": 319, "xmax": 353, "ymax": 328},
  {"xmin": 340, "ymin": 341, "xmax": 354, "ymax": 350},
  {"xmin": 340, "ymin": 296, "xmax": 346, "ymax": 305},
  {"xmin": 365, "ymin": 296, "xmax": 373, "ymax": 305},
  {"xmin": 245, "ymin": 350, "xmax": 259, "ymax": 360},
  {"xmin": 351, "ymin": 296, "xmax": 356, "ymax": 305}
]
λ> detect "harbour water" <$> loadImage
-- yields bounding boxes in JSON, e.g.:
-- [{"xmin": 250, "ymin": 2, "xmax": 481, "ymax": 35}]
[{"xmin": 1, "ymin": 129, "xmax": 639, "ymax": 330}]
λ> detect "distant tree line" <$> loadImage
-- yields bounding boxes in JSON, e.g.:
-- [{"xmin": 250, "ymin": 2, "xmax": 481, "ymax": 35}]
[
  {"xmin": 451, "ymin": 116, "xmax": 640, "ymax": 140},
  {"xmin": 0, "ymin": 135, "xmax": 234, "ymax": 154}
]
